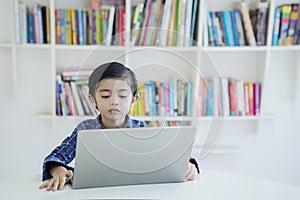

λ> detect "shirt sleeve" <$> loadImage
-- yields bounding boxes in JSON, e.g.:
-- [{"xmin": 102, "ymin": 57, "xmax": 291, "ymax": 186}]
[
  {"xmin": 189, "ymin": 157, "xmax": 200, "ymax": 174},
  {"xmin": 42, "ymin": 128, "xmax": 78, "ymax": 181}
]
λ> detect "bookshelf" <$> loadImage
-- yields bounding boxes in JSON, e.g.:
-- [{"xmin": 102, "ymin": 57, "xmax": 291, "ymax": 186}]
[{"xmin": 1, "ymin": 0, "xmax": 300, "ymax": 132}]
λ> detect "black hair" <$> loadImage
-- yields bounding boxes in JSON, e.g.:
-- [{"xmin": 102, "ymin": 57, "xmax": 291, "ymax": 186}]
[{"xmin": 88, "ymin": 62, "xmax": 137, "ymax": 98}]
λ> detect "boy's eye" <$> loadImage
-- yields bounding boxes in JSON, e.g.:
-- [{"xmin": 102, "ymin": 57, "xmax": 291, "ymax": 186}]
[
  {"xmin": 118, "ymin": 91, "xmax": 130, "ymax": 98},
  {"xmin": 101, "ymin": 95, "xmax": 110, "ymax": 99}
]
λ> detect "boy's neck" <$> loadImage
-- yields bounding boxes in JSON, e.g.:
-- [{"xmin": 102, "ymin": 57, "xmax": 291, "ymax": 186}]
[{"xmin": 100, "ymin": 115, "xmax": 127, "ymax": 129}]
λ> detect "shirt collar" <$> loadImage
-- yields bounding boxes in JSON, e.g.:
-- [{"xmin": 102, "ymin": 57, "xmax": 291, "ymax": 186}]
[{"xmin": 97, "ymin": 114, "xmax": 133, "ymax": 129}]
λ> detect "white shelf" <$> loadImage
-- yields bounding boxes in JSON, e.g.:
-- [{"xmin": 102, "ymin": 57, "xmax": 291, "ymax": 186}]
[
  {"xmin": 15, "ymin": 44, "xmax": 52, "ymax": 49},
  {"xmin": 2, "ymin": 0, "xmax": 298, "ymax": 132},
  {"xmin": 0, "ymin": 43, "xmax": 12, "ymax": 48},
  {"xmin": 269, "ymin": 46, "xmax": 300, "ymax": 51},
  {"xmin": 203, "ymin": 46, "xmax": 269, "ymax": 52},
  {"xmin": 36, "ymin": 114, "xmax": 194, "ymax": 122}
]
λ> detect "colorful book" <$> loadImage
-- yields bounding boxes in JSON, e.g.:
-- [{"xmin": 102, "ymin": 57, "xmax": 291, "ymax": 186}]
[
  {"xmin": 253, "ymin": 83, "xmax": 260, "ymax": 116},
  {"xmin": 256, "ymin": 0, "xmax": 268, "ymax": 46},
  {"xmin": 278, "ymin": 5, "xmax": 292, "ymax": 45},
  {"xmin": 248, "ymin": 82, "xmax": 254, "ymax": 115},
  {"xmin": 272, "ymin": 7, "xmax": 281, "ymax": 46},
  {"xmin": 234, "ymin": 10, "xmax": 246, "ymax": 46},
  {"xmin": 286, "ymin": 4, "xmax": 299, "ymax": 45},
  {"xmin": 240, "ymin": 1, "xmax": 257, "ymax": 46}
]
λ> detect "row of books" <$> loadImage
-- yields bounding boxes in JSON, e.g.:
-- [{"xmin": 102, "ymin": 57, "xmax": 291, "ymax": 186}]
[
  {"xmin": 207, "ymin": 0, "xmax": 268, "ymax": 46},
  {"xmin": 131, "ymin": 0, "xmax": 199, "ymax": 46},
  {"xmin": 272, "ymin": 3, "xmax": 300, "ymax": 46},
  {"xmin": 55, "ymin": 4, "xmax": 125, "ymax": 45},
  {"xmin": 198, "ymin": 77, "xmax": 260, "ymax": 117},
  {"xmin": 129, "ymin": 80, "xmax": 194, "ymax": 117},
  {"xmin": 56, "ymin": 67, "xmax": 96, "ymax": 116},
  {"xmin": 144, "ymin": 121, "xmax": 181, "ymax": 127},
  {"xmin": 14, "ymin": 1, "xmax": 51, "ymax": 44}
]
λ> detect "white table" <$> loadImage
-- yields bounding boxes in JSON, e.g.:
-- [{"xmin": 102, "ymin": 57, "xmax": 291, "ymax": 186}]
[{"xmin": 1, "ymin": 169, "xmax": 300, "ymax": 200}]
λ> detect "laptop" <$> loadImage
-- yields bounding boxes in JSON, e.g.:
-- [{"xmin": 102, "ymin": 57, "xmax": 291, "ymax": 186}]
[{"xmin": 72, "ymin": 126, "xmax": 197, "ymax": 189}]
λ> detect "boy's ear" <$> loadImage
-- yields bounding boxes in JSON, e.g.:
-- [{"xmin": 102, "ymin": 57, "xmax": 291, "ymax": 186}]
[
  {"xmin": 88, "ymin": 94, "xmax": 97, "ymax": 109},
  {"xmin": 131, "ymin": 95, "xmax": 138, "ymax": 106}
]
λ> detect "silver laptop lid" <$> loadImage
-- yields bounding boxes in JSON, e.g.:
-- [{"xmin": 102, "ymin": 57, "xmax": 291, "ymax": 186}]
[{"xmin": 72, "ymin": 126, "xmax": 197, "ymax": 189}]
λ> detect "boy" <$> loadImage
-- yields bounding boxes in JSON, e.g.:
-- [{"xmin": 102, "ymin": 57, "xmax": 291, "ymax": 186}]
[{"xmin": 39, "ymin": 62, "xmax": 199, "ymax": 191}]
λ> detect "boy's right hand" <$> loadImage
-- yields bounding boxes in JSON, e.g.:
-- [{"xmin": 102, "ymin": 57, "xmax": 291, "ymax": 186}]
[{"xmin": 39, "ymin": 166, "xmax": 73, "ymax": 191}]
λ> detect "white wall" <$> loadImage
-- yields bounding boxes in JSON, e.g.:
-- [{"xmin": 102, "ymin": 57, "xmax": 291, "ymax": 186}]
[{"xmin": 0, "ymin": 61, "xmax": 300, "ymax": 187}]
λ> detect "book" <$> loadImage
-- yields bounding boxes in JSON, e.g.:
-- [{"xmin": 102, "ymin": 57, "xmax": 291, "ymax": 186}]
[
  {"xmin": 229, "ymin": 79, "xmax": 238, "ymax": 116},
  {"xmin": 243, "ymin": 83, "xmax": 250, "ymax": 116},
  {"xmin": 240, "ymin": 1, "xmax": 257, "ymax": 46},
  {"xmin": 256, "ymin": 0, "xmax": 268, "ymax": 46},
  {"xmin": 63, "ymin": 81, "xmax": 75, "ymax": 115},
  {"xmin": 248, "ymin": 82, "xmax": 254, "ymax": 115},
  {"xmin": 253, "ymin": 82, "xmax": 260, "ymax": 116},
  {"xmin": 14, "ymin": 0, "xmax": 21, "ymax": 44},
  {"xmin": 19, "ymin": 2, "xmax": 27, "ymax": 44},
  {"xmin": 157, "ymin": 0, "xmax": 172, "ymax": 46},
  {"xmin": 272, "ymin": 7, "xmax": 281, "ymax": 46},
  {"xmin": 184, "ymin": 0, "xmax": 193, "ymax": 46},
  {"xmin": 220, "ymin": 77, "xmax": 230, "ymax": 116},
  {"xmin": 286, "ymin": 4, "xmax": 299, "ymax": 45},
  {"xmin": 207, "ymin": 12, "xmax": 215, "ymax": 46},
  {"xmin": 70, "ymin": 81, "xmax": 85, "ymax": 116},
  {"xmin": 222, "ymin": 11, "xmax": 234, "ymax": 46},
  {"xmin": 278, "ymin": 5, "xmax": 292, "ymax": 45},
  {"xmin": 189, "ymin": 0, "xmax": 199, "ymax": 46},
  {"xmin": 293, "ymin": 3, "xmax": 300, "ymax": 44},
  {"xmin": 234, "ymin": 10, "xmax": 246, "ymax": 46},
  {"xmin": 237, "ymin": 80, "xmax": 245, "ymax": 116}
]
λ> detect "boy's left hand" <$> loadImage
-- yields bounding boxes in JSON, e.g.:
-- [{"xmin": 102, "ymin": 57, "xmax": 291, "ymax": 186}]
[{"xmin": 185, "ymin": 162, "xmax": 198, "ymax": 181}]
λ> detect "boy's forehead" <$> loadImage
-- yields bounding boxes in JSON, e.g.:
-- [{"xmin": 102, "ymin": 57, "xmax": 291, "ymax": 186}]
[{"xmin": 97, "ymin": 78, "xmax": 131, "ymax": 90}]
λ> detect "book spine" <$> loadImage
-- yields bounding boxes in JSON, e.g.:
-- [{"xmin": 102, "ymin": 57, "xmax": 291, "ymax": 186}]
[
  {"xmin": 222, "ymin": 11, "xmax": 234, "ymax": 46},
  {"xmin": 293, "ymin": 3, "xmax": 300, "ymax": 44},
  {"xmin": 56, "ymin": 75, "xmax": 62, "ymax": 116},
  {"xmin": 278, "ymin": 5, "xmax": 292, "ymax": 45},
  {"xmin": 272, "ymin": 7, "xmax": 281, "ymax": 46},
  {"xmin": 14, "ymin": 0, "xmax": 21, "ymax": 44},
  {"xmin": 19, "ymin": 2, "xmax": 27, "ymax": 44},
  {"xmin": 240, "ymin": 2, "xmax": 257, "ymax": 46},
  {"xmin": 253, "ymin": 82, "xmax": 260, "ymax": 116},
  {"xmin": 286, "ymin": 4, "xmax": 299, "ymax": 45},
  {"xmin": 237, "ymin": 80, "xmax": 245, "ymax": 116},
  {"xmin": 33, "ymin": 3, "xmax": 40, "ymax": 43},
  {"xmin": 248, "ymin": 82, "xmax": 254, "ymax": 115},
  {"xmin": 244, "ymin": 83, "xmax": 250, "ymax": 116},
  {"xmin": 189, "ymin": 0, "xmax": 198, "ymax": 46},
  {"xmin": 256, "ymin": 0, "xmax": 268, "ymax": 46},
  {"xmin": 230, "ymin": 11, "xmax": 239, "ymax": 46},
  {"xmin": 28, "ymin": 12, "xmax": 35, "ymax": 43},
  {"xmin": 234, "ymin": 10, "xmax": 246, "ymax": 46}
]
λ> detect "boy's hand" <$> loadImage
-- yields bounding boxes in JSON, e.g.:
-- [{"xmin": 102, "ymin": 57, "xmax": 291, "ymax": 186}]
[
  {"xmin": 39, "ymin": 166, "xmax": 73, "ymax": 191},
  {"xmin": 185, "ymin": 162, "xmax": 198, "ymax": 181}
]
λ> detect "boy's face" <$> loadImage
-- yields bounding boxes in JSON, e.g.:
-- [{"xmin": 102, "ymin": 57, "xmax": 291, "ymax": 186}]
[{"xmin": 92, "ymin": 78, "xmax": 135, "ymax": 127}]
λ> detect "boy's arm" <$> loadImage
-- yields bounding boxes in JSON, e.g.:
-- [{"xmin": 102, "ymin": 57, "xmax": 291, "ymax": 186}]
[{"xmin": 42, "ymin": 128, "xmax": 78, "ymax": 181}]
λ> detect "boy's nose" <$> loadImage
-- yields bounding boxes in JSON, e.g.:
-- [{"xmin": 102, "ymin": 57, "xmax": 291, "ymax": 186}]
[{"xmin": 110, "ymin": 95, "xmax": 119, "ymax": 105}]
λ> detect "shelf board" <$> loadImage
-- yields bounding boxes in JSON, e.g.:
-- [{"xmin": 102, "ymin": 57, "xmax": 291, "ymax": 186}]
[
  {"xmin": 270, "ymin": 45, "xmax": 300, "ymax": 51},
  {"xmin": 15, "ymin": 43, "xmax": 51, "ymax": 49},
  {"xmin": 128, "ymin": 46, "xmax": 200, "ymax": 52},
  {"xmin": 55, "ymin": 44, "xmax": 127, "ymax": 51},
  {"xmin": 36, "ymin": 114, "xmax": 273, "ymax": 121},
  {"xmin": 36, "ymin": 114, "xmax": 194, "ymax": 121},
  {"xmin": 203, "ymin": 46, "xmax": 268, "ymax": 52},
  {"xmin": 196, "ymin": 115, "xmax": 273, "ymax": 121},
  {"xmin": 0, "ymin": 43, "xmax": 12, "ymax": 48}
]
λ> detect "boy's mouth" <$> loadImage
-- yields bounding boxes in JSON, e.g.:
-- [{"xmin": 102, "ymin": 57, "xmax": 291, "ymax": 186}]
[{"xmin": 108, "ymin": 108, "xmax": 120, "ymax": 113}]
